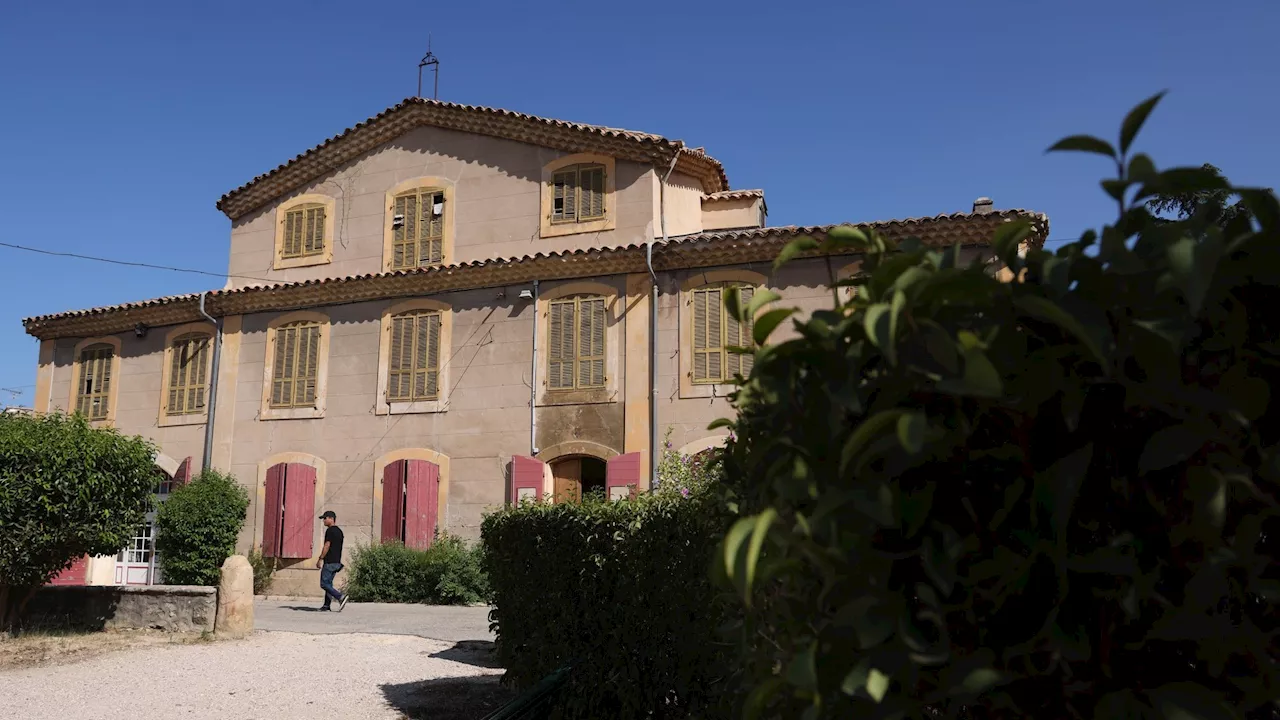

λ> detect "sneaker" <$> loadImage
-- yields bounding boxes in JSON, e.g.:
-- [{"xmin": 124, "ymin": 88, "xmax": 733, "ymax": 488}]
[
  {"xmin": 319, "ymin": 606, "xmax": 331, "ymax": 612},
  {"xmin": 337, "ymin": 595, "xmax": 349, "ymax": 612}
]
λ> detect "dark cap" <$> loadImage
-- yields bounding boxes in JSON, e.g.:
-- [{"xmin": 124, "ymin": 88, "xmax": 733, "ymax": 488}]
[{"xmin": 319, "ymin": 510, "xmax": 336, "ymax": 520}]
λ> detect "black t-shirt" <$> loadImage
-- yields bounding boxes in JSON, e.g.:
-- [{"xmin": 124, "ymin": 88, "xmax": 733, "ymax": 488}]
[{"xmin": 323, "ymin": 526, "xmax": 344, "ymax": 564}]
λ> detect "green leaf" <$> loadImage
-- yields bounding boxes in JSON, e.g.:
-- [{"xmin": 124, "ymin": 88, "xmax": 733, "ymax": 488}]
[
  {"xmin": 992, "ymin": 220, "xmax": 1033, "ymax": 267},
  {"xmin": 773, "ymin": 236, "xmax": 820, "ymax": 271},
  {"xmin": 866, "ymin": 668, "xmax": 891, "ymax": 703},
  {"xmin": 706, "ymin": 417, "xmax": 734, "ymax": 431},
  {"xmin": 864, "ymin": 303, "xmax": 892, "ymax": 354},
  {"xmin": 886, "ymin": 290, "xmax": 906, "ymax": 365},
  {"xmin": 961, "ymin": 668, "xmax": 1004, "ymax": 695},
  {"xmin": 1047, "ymin": 134, "xmax": 1117, "ymax": 158},
  {"xmin": 1136, "ymin": 166, "xmax": 1232, "ymax": 202},
  {"xmin": 752, "ymin": 308, "xmax": 795, "ymax": 345},
  {"xmin": 1139, "ymin": 424, "xmax": 1204, "ymax": 473},
  {"xmin": 897, "ymin": 412, "xmax": 925, "ymax": 454},
  {"xmin": 743, "ymin": 677, "xmax": 784, "ymax": 720},
  {"xmin": 1119, "ymin": 90, "xmax": 1166, "ymax": 154},
  {"xmin": 1128, "ymin": 153, "xmax": 1157, "ymax": 182},
  {"xmin": 827, "ymin": 224, "xmax": 870, "ymax": 249},
  {"xmin": 840, "ymin": 658, "xmax": 871, "ymax": 696},
  {"xmin": 840, "ymin": 409, "xmax": 908, "ymax": 476},
  {"xmin": 1035, "ymin": 444, "xmax": 1093, "ymax": 538},
  {"xmin": 1148, "ymin": 682, "xmax": 1240, "ymax": 720},
  {"xmin": 745, "ymin": 289, "xmax": 783, "ymax": 321},
  {"xmin": 1014, "ymin": 296, "xmax": 1107, "ymax": 366},
  {"xmin": 743, "ymin": 508, "xmax": 777, "ymax": 598},
  {"xmin": 785, "ymin": 642, "xmax": 818, "ymax": 690},
  {"xmin": 936, "ymin": 347, "xmax": 1003, "ymax": 399}
]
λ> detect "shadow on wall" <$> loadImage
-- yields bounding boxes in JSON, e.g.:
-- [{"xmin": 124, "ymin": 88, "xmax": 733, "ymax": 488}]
[
  {"xmin": 17, "ymin": 588, "xmax": 121, "ymax": 632},
  {"xmin": 380, "ymin": 673, "xmax": 516, "ymax": 720}
]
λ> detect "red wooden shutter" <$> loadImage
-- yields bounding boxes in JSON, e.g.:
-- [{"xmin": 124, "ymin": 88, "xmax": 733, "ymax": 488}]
[
  {"xmin": 49, "ymin": 555, "xmax": 89, "ymax": 586},
  {"xmin": 606, "ymin": 452, "xmax": 642, "ymax": 501},
  {"xmin": 263, "ymin": 463, "xmax": 285, "ymax": 558},
  {"xmin": 511, "ymin": 455, "xmax": 544, "ymax": 504},
  {"xmin": 174, "ymin": 457, "xmax": 193, "ymax": 487},
  {"xmin": 405, "ymin": 460, "xmax": 440, "ymax": 549},
  {"xmin": 280, "ymin": 463, "xmax": 317, "ymax": 559},
  {"xmin": 381, "ymin": 460, "xmax": 406, "ymax": 543}
]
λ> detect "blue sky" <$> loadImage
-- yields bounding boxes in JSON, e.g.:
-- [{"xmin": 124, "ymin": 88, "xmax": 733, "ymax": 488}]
[{"xmin": 1, "ymin": 1, "xmax": 1277, "ymax": 405}]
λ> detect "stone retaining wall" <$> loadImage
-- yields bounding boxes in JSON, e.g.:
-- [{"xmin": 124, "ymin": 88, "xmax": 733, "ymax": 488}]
[{"xmin": 22, "ymin": 585, "xmax": 217, "ymax": 633}]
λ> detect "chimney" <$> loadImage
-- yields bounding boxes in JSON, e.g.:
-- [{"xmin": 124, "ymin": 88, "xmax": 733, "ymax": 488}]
[{"xmin": 972, "ymin": 197, "xmax": 994, "ymax": 215}]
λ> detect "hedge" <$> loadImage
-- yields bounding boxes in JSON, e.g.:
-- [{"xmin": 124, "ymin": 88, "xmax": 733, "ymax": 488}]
[
  {"xmin": 717, "ymin": 96, "xmax": 1280, "ymax": 718},
  {"xmin": 346, "ymin": 534, "xmax": 489, "ymax": 605},
  {"xmin": 482, "ymin": 490, "xmax": 730, "ymax": 719},
  {"xmin": 155, "ymin": 469, "xmax": 250, "ymax": 586}
]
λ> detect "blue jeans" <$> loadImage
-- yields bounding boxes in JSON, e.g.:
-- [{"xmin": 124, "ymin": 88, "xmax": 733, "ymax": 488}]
[{"xmin": 319, "ymin": 562, "xmax": 344, "ymax": 607}]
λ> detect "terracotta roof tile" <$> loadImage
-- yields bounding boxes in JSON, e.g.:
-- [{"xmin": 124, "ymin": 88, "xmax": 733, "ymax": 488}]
[
  {"xmin": 23, "ymin": 209, "xmax": 1047, "ymax": 340},
  {"xmin": 702, "ymin": 189, "xmax": 764, "ymax": 202},
  {"xmin": 216, "ymin": 97, "xmax": 729, "ymax": 220}
]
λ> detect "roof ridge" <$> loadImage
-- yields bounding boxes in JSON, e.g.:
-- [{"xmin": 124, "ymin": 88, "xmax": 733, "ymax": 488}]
[{"xmin": 215, "ymin": 97, "xmax": 728, "ymax": 220}]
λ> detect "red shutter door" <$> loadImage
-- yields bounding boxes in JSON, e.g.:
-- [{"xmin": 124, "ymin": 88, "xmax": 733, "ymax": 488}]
[
  {"xmin": 280, "ymin": 463, "xmax": 317, "ymax": 559},
  {"xmin": 174, "ymin": 457, "xmax": 193, "ymax": 487},
  {"xmin": 49, "ymin": 555, "xmax": 89, "ymax": 586},
  {"xmin": 405, "ymin": 460, "xmax": 440, "ymax": 549},
  {"xmin": 606, "ymin": 452, "xmax": 642, "ymax": 500},
  {"xmin": 511, "ymin": 455, "xmax": 544, "ymax": 504},
  {"xmin": 263, "ymin": 463, "xmax": 285, "ymax": 557},
  {"xmin": 381, "ymin": 460, "xmax": 406, "ymax": 543}
]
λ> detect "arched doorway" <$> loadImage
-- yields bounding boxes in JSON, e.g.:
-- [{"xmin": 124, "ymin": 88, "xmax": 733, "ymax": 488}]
[{"xmin": 549, "ymin": 456, "xmax": 607, "ymax": 503}]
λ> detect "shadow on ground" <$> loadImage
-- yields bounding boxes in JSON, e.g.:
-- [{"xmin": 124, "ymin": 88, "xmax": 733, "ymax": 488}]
[
  {"xmin": 428, "ymin": 640, "xmax": 502, "ymax": 668},
  {"xmin": 277, "ymin": 606, "xmax": 326, "ymax": 612},
  {"xmin": 381, "ymin": 675, "xmax": 517, "ymax": 720}
]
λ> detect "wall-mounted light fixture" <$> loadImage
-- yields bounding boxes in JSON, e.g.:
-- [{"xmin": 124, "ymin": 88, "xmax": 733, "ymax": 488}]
[
  {"xmin": 134, "ymin": 323, "xmax": 149, "ymax": 338},
  {"xmin": 518, "ymin": 289, "xmax": 534, "ymax": 300}
]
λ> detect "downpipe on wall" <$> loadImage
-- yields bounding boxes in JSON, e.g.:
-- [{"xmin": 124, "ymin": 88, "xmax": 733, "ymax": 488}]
[
  {"xmin": 649, "ymin": 151, "xmax": 681, "ymax": 489},
  {"xmin": 198, "ymin": 292, "xmax": 223, "ymax": 473},
  {"xmin": 530, "ymin": 278, "xmax": 540, "ymax": 456}
]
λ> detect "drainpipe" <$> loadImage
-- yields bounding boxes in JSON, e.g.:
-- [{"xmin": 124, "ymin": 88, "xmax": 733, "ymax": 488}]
[
  {"xmin": 198, "ymin": 292, "xmax": 223, "ymax": 473},
  {"xmin": 649, "ymin": 152, "xmax": 681, "ymax": 488},
  {"xmin": 530, "ymin": 279, "xmax": 540, "ymax": 456}
]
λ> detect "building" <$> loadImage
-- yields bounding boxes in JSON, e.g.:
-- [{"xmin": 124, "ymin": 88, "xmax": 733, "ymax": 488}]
[{"xmin": 22, "ymin": 98, "xmax": 1049, "ymax": 595}]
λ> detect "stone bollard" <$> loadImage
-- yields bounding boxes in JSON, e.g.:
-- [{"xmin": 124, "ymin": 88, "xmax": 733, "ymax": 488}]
[{"xmin": 215, "ymin": 554, "xmax": 254, "ymax": 638}]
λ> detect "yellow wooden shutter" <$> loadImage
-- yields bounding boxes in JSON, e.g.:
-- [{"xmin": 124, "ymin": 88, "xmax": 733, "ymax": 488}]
[
  {"xmin": 548, "ymin": 300, "xmax": 571, "ymax": 389},
  {"xmin": 579, "ymin": 165, "xmax": 605, "ymax": 220},
  {"xmin": 300, "ymin": 325, "xmax": 320, "ymax": 405},
  {"xmin": 167, "ymin": 334, "xmax": 210, "ymax": 415},
  {"xmin": 303, "ymin": 206, "xmax": 325, "ymax": 255},
  {"xmin": 424, "ymin": 312, "xmax": 440, "ymax": 399},
  {"xmin": 726, "ymin": 285, "xmax": 755, "ymax": 378},
  {"xmin": 271, "ymin": 323, "xmax": 320, "ymax": 408},
  {"xmin": 388, "ymin": 311, "xmax": 441, "ymax": 402},
  {"xmin": 392, "ymin": 194, "xmax": 411, "ymax": 269},
  {"xmin": 388, "ymin": 314, "xmax": 411, "ymax": 401},
  {"xmin": 76, "ymin": 344, "xmax": 113, "ymax": 420},
  {"xmin": 575, "ymin": 296, "xmax": 606, "ymax": 388},
  {"xmin": 552, "ymin": 169, "xmax": 576, "ymax": 223}
]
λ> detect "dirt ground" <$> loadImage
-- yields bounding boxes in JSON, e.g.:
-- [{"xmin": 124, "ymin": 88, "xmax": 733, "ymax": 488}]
[{"xmin": 0, "ymin": 630, "xmax": 514, "ymax": 720}]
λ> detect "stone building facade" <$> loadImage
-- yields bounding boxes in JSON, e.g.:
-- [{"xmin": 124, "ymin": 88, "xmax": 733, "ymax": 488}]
[{"xmin": 23, "ymin": 98, "xmax": 1048, "ymax": 595}]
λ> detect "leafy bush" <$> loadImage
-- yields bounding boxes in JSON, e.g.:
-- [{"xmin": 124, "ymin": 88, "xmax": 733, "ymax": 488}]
[
  {"xmin": 347, "ymin": 533, "xmax": 489, "ymax": 605},
  {"xmin": 0, "ymin": 413, "xmax": 158, "ymax": 628},
  {"xmin": 655, "ymin": 427, "xmax": 725, "ymax": 500},
  {"xmin": 247, "ymin": 549, "xmax": 276, "ymax": 596},
  {"xmin": 717, "ymin": 96, "xmax": 1280, "ymax": 718},
  {"xmin": 482, "ymin": 490, "xmax": 730, "ymax": 719},
  {"xmin": 155, "ymin": 469, "xmax": 250, "ymax": 586}
]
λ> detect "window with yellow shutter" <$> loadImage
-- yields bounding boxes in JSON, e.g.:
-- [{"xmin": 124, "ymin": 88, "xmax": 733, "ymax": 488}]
[
  {"xmin": 691, "ymin": 283, "xmax": 755, "ymax": 384},
  {"xmin": 548, "ymin": 295, "xmax": 606, "ymax": 390},
  {"xmin": 391, "ymin": 188, "xmax": 446, "ymax": 270},
  {"xmin": 270, "ymin": 322, "xmax": 322, "ymax": 408},
  {"xmin": 281, "ymin": 204, "xmax": 326, "ymax": 259},
  {"xmin": 75, "ymin": 344, "xmax": 114, "ymax": 420},
  {"xmin": 551, "ymin": 164, "xmax": 606, "ymax": 224},
  {"xmin": 387, "ymin": 310, "xmax": 442, "ymax": 402},
  {"xmin": 166, "ymin": 333, "xmax": 211, "ymax": 415}
]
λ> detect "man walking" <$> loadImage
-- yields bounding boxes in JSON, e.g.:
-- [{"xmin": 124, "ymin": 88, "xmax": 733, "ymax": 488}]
[{"xmin": 316, "ymin": 510, "xmax": 348, "ymax": 612}]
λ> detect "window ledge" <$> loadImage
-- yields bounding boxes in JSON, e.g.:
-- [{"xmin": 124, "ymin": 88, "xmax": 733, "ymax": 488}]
[
  {"xmin": 158, "ymin": 412, "xmax": 208, "ymax": 428},
  {"xmin": 541, "ymin": 217, "xmax": 614, "ymax": 239},
  {"xmin": 537, "ymin": 388, "xmax": 617, "ymax": 407},
  {"xmin": 377, "ymin": 399, "xmax": 449, "ymax": 416},
  {"xmin": 679, "ymin": 381, "xmax": 738, "ymax": 400},
  {"xmin": 274, "ymin": 254, "xmax": 331, "ymax": 271},
  {"xmin": 260, "ymin": 405, "xmax": 325, "ymax": 421}
]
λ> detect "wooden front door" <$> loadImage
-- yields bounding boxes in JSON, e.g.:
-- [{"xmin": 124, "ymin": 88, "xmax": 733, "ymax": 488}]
[{"xmin": 552, "ymin": 459, "xmax": 581, "ymax": 504}]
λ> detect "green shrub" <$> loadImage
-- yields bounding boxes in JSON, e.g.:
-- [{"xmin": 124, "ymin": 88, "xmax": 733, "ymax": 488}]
[
  {"xmin": 0, "ymin": 412, "xmax": 158, "ymax": 628},
  {"xmin": 655, "ymin": 427, "xmax": 725, "ymax": 500},
  {"xmin": 482, "ymin": 490, "xmax": 730, "ymax": 719},
  {"xmin": 717, "ymin": 96, "xmax": 1280, "ymax": 718},
  {"xmin": 154, "ymin": 470, "xmax": 250, "ymax": 586},
  {"xmin": 346, "ymin": 533, "xmax": 489, "ymax": 605},
  {"xmin": 247, "ymin": 549, "xmax": 276, "ymax": 596}
]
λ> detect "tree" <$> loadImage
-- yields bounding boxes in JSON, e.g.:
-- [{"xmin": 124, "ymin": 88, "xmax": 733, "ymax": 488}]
[
  {"xmin": 1146, "ymin": 162, "xmax": 1256, "ymax": 228},
  {"xmin": 155, "ymin": 469, "xmax": 250, "ymax": 586},
  {"xmin": 717, "ymin": 95, "xmax": 1280, "ymax": 718},
  {"xmin": 0, "ymin": 413, "xmax": 158, "ymax": 629}
]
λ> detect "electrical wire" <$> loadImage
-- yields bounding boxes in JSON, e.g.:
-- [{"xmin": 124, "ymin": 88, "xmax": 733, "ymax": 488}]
[{"xmin": 0, "ymin": 241, "xmax": 278, "ymax": 286}]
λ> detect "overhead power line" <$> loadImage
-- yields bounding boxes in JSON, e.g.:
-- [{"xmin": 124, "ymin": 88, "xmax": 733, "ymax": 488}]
[{"xmin": 0, "ymin": 241, "xmax": 277, "ymax": 285}]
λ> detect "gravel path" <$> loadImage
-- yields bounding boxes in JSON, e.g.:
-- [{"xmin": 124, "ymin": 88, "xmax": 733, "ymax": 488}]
[{"xmin": 0, "ymin": 631, "xmax": 508, "ymax": 720}]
